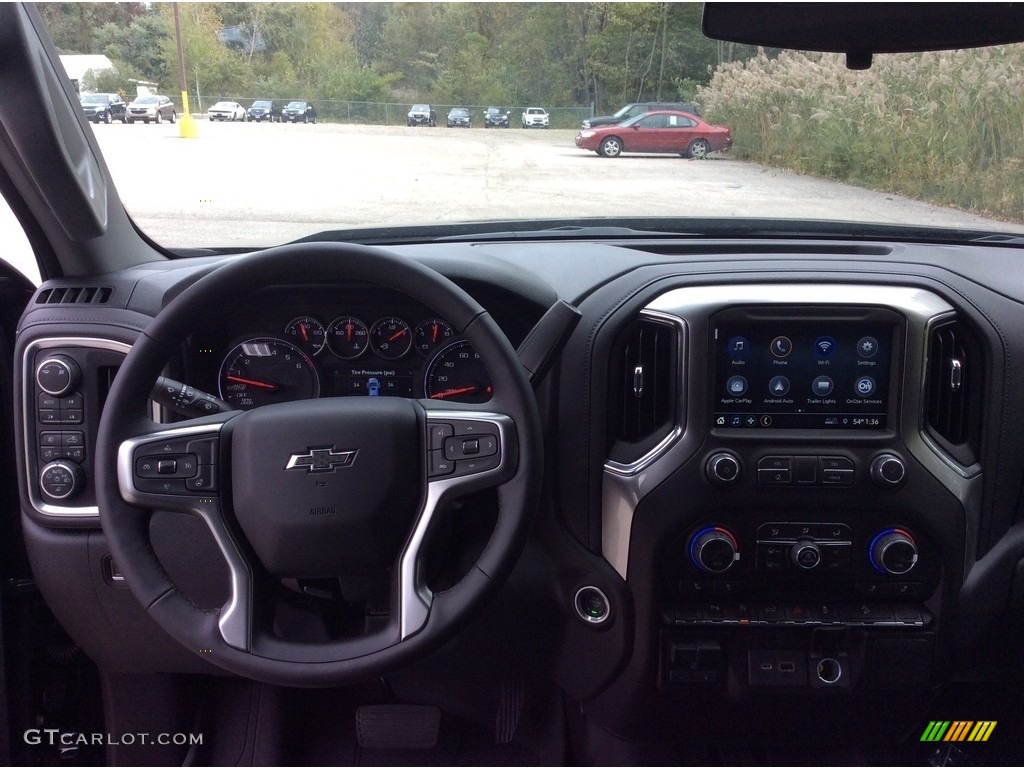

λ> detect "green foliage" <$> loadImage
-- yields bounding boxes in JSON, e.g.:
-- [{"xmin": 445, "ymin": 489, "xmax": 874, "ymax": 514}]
[{"xmin": 698, "ymin": 48, "xmax": 1024, "ymax": 221}]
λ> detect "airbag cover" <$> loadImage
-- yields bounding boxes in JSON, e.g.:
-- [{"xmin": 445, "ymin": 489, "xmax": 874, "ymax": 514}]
[{"xmin": 229, "ymin": 398, "xmax": 421, "ymax": 578}]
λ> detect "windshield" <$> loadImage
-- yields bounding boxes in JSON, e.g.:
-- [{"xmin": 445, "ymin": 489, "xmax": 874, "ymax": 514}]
[
  {"xmin": 252, "ymin": 101, "xmax": 270, "ymax": 108},
  {"xmin": 43, "ymin": 2, "xmax": 1024, "ymax": 247},
  {"xmin": 80, "ymin": 94, "xmax": 107, "ymax": 104},
  {"xmin": 132, "ymin": 95, "xmax": 158, "ymax": 105}
]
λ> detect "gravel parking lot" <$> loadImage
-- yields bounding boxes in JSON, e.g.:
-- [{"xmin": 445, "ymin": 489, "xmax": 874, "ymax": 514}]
[{"xmin": 4, "ymin": 120, "xmax": 1021, "ymax": 278}]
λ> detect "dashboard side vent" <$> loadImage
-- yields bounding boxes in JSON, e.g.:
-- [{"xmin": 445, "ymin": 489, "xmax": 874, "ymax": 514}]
[
  {"xmin": 924, "ymin": 320, "xmax": 981, "ymax": 465},
  {"xmin": 608, "ymin": 316, "xmax": 679, "ymax": 464},
  {"xmin": 35, "ymin": 286, "xmax": 112, "ymax": 305}
]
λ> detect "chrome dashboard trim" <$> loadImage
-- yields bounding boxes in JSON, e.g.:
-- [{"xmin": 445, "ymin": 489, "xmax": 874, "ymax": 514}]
[{"xmin": 601, "ymin": 283, "xmax": 975, "ymax": 580}]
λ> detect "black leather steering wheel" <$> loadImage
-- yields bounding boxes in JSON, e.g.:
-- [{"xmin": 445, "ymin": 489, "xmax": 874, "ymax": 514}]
[{"xmin": 95, "ymin": 243, "xmax": 542, "ymax": 687}]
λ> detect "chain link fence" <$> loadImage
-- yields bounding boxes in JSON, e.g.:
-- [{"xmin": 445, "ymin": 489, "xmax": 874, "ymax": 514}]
[{"xmin": 195, "ymin": 99, "xmax": 592, "ymax": 129}]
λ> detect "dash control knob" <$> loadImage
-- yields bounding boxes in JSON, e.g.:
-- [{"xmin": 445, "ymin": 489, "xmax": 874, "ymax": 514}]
[
  {"xmin": 690, "ymin": 527, "xmax": 740, "ymax": 574},
  {"xmin": 36, "ymin": 354, "xmax": 81, "ymax": 397},
  {"xmin": 870, "ymin": 529, "xmax": 918, "ymax": 575},
  {"xmin": 870, "ymin": 453, "xmax": 906, "ymax": 488},
  {"xmin": 705, "ymin": 452, "xmax": 741, "ymax": 485},
  {"xmin": 791, "ymin": 540, "xmax": 821, "ymax": 570},
  {"xmin": 39, "ymin": 459, "xmax": 85, "ymax": 501}
]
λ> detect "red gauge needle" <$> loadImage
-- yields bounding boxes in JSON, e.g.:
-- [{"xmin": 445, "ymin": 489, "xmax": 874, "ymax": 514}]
[
  {"xmin": 300, "ymin": 324, "xmax": 310, "ymax": 342},
  {"xmin": 345, "ymin": 322, "xmax": 353, "ymax": 341},
  {"xmin": 431, "ymin": 323, "xmax": 439, "ymax": 343},
  {"xmin": 430, "ymin": 385, "xmax": 478, "ymax": 399},
  {"xmin": 226, "ymin": 375, "xmax": 278, "ymax": 391},
  {"xmin": 388, "ymin": 329, "xmax": 408, "ymax": 342}
]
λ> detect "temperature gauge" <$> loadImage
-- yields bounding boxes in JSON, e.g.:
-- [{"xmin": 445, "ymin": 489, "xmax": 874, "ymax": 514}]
[{"xmin": 326, "ymin": 316, "xmax": 369, "ymax": 359}]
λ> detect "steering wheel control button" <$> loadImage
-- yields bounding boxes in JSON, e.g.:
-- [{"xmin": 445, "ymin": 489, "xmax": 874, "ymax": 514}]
[
  {"xmin": 36, "ymin": 355, "xmax": 81, "ymax": 396},
  {"xmin": 134, "ymin": 478, "xmax": 188, "ymax": 495},
  {"xmin": 187, "ymin": 437, "xmax": 218, "ymax": 465},
  {"xmin": 40, "ymin": 460, "xmax": 84, "ymax": 500},
  {"xmin": 428, "ymin": 451, "xmax": 454, "ymax": 477},
  {"xmin": 136, "ymin": 454, "xmax": 198, "ymax": 479},
  {"xmin": 186, "ymin": 465, "xmax": 217, "ymax": 492},
  {"xmin": 705, "ymin": 452, "xmax": 741, "ymax": 485},
  {"xmin": 870, "ymin": 453, "xmax": 907, "ymax": 488},
  {"xmin": 428, "ymin": 422, "xmax": 454, "ymax": 450},
  {"xmin": 443, "ymin": 434, "xmax": 498, "ymax": 461},
  {"xmin": 574, "ymin": 586, "xmax": 612, "ymax": 625}
]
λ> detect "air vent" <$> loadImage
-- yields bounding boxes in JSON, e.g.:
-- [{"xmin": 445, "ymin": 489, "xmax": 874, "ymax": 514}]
[
  {"xmin": 35, "ymin": 286, "xmax": 112, "ymax": 305},
  {"xmin": 925, "ymin": 320, "xmax": 981, "ymax": 465},
  {"xmin": 608, "ymin": 316, "xmax": 679, "ymax": 464}
]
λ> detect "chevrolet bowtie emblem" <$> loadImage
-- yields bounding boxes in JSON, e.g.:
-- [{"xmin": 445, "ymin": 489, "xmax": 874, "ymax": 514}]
[{"xmin": 285, "ymin": 447, "xmax": 358, "ymax": 473}]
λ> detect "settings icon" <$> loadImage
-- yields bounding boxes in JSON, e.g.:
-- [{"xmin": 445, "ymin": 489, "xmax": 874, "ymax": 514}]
[{"xmin": 857, "ymin": 336, "xmax": 879, "ymax": 358}]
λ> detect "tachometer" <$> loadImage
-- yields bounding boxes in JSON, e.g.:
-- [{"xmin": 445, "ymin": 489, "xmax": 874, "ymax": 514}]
[
  {"xmin": 217, "ymin": 337, "xmax": 320, "ymax": 409},
  {"xmin": 424, "ymin": 339, "xmax": 493, "ymax": 403}
]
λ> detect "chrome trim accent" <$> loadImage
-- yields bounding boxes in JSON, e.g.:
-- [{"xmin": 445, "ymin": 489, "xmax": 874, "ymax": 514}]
[
  {"xmin": 604, "ymin": 310, "xmax": 686, "ymax": 477},
  {"xmin": 117, "ymin": 422, "xmax": 251, "ymax": 651},
  {"xmin": 21, "ymin": 337, "xmax": 132, "ymax": 518},
  {"xmin": 399, "ymin": 410, "xmax": 512, "ymax": 640},
  {"xmin": 602, "ymin": 284, "xmax": 976, "ymax": 580}
]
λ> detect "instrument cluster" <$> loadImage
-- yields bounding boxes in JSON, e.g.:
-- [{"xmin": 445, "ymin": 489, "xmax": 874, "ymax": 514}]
[{"xmin": 186, "ymin": 289, "xmax": 494, "ymax": 409}]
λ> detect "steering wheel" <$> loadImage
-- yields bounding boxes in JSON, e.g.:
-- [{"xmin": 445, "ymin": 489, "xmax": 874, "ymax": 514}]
[{"xmin": 95, "ymin": 243, "xmax": 542, "ymax": 687}]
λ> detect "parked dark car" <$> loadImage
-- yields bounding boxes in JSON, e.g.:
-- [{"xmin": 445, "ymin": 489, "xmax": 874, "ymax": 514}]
[
  {"xmin": 125, "ymin": 93, "xmax": 176, "ymax": 124},
  {"xmin": 407, "ymin": 103, "xmax": 437, "ymax": 126},
  {"xmin": 581, "ymin": 100, "xmax": 701, "ymax": 130},
  {"xmin": 575, "ymin": 110, "xmax": 732, "ymax": 158},
  {"xmin": 483, "ymin": 106, "xmax": 511, "ymax": 128},
  {"xmin": 447, "ymin": 106, "xmax": 472, "ymax": 128},
  {"xmin": 78, "ymin": 92, "xmax": 126, "ymax": 123},
  {"xmin": 246, "ymin": 99, "xmax": 277, "ymax": 122},
  {"xmin": 281, "ymin": 100, "xmax": 316, "ymax": 123}
]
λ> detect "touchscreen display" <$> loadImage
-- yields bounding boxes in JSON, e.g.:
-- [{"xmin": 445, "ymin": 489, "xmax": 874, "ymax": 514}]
[{"xmin": 711, "ymin": 309, "xmax": 896, "ymax": 430}]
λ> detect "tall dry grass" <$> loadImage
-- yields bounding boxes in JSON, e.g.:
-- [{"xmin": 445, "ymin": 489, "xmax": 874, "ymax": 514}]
[{"xmin": 698, "ymin": 47, "xmax": 1024, "ymax": 222}]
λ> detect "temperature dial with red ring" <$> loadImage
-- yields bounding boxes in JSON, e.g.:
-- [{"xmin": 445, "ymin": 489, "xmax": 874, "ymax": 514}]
[
  {"xmin": 869, "ymin": 528, "xmax": 918, "ymax": 575},
  {"xmin": 689, "ymin": 527, "xmax": 740, "ymax": 574}
]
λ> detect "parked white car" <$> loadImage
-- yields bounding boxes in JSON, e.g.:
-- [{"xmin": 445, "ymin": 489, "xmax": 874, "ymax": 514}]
[
  {"xmin": 522, "ymin": 106, "xmax": 549, "ymax": 128},
  {"xmin": 207, "ymin": 101, "xmax": 246, "ymax": 122}
]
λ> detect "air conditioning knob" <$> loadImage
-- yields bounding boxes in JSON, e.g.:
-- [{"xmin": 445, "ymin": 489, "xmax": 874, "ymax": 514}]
[
  {"xmin": 791, "ymin": 539, "xmax": 821, "ymax": 570},
  {"xmin": 870, "ymin": 453, "xmax": 906, "ymax": 488},
  {"xmin": 690, "ymin": 527, "xmax": 740, "ymax": 574},
  {"xmin": 36, "ymin": 354, "xmax": 81, "ymax": 397},
  {"xmin": 869, "ymin": 528, "xmax": 918, "ymax": 575},
  {"xmin": 705, "ymin": 452, "xmax": 741, "ymax": 485}
]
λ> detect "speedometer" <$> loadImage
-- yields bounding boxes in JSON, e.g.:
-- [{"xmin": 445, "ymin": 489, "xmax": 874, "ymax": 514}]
[
  {"xmin": 423, "ymin": 339, "xmax": 493, "ymax": 403},
  {"xmin": 217, "ymin": 337, "xmax": 320, "ymax": 409}
]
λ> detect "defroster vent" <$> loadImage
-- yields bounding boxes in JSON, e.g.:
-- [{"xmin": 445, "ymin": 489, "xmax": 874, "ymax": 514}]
[{"xmin": 35, "ymin": 285, "xmax": 112, "ymax": 305}]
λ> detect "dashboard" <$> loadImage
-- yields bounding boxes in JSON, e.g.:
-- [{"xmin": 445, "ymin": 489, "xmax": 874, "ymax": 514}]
[{"xmin": 11, "ymin": 237, "xmax": 1024, "ymax": 758}]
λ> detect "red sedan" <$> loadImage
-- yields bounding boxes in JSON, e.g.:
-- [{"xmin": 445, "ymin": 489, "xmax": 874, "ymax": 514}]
[{"xmin": 575, "ymin": 110, "xmax": 732, "ymax": 158}]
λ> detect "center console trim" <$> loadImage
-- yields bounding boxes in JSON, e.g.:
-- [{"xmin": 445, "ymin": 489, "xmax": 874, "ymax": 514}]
[{"xmin": 602, "ymin": 283, "xmax": 973, "ymax": 579}]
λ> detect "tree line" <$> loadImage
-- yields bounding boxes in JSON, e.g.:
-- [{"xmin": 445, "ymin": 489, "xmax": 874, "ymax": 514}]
[{"xmin": 41, "ymin": 2, "xmax": 760, "ymax": 112}]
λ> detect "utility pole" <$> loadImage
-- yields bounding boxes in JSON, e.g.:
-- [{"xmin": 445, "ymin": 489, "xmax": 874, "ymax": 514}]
[{"xmin": 174, "ymin": 3, "xmax": 197, "ymax": 138}]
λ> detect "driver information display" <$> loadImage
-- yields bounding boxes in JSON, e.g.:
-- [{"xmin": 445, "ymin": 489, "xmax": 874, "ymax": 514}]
[{"xmin": 711, "ymin": 312, "xmax": 894, "ymax": 430}]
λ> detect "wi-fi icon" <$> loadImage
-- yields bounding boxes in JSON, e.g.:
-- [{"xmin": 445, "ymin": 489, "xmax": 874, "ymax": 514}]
[{"xmin": 815, "ymin": 337, "xmax": 835, "ymax": 356}]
